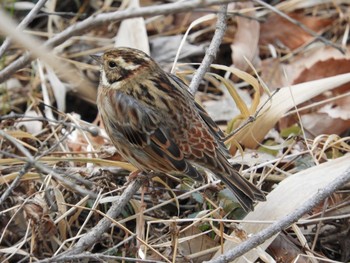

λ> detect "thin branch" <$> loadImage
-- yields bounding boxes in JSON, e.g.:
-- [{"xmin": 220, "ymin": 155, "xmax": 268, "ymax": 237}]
[
  {"xmin": 0, "ymin": 113, "xmax": 99, "ymax": 136},
  {"xmin": 224, "ymin": 88, "xmax": 280, "ymax": 141},
  {"xmin": 36, "ymin": 162, "xmax": 98, "ymax": 198},
  {"xmin": 0, "ymin": 130, "xmax": 35, "ymax": 161},
  {"xmin": 0, "ymin": 0, "xmax": 48, "ymax": 57},
  {"xmin": 205, "ymin": 165, "xmax": 350, "ymax": 263},
  {"xmin": 253, "ymin": 0, "xmax": 345, "ymax": 54},
  {"xmin": 0, "ymin": 130, "xmax": 35, "ymax": 205},
  {"xmin": 54, "ymin": 176, "xmax": 145, "ymax": 257},
  {"xmin": 0, "ymin": 149, "xmax": 98, "ymax": 199},
  {"xmin": 189, "ymin": 4, "xmax": 228, "ymax": 94},
  {"xmin": 0, "ymin": 10, "xmax": 97, "ymax": 102},
  {"xmin": 37, "ymin": 252, "xmax": 163, "ymax": 263},
  {"xmin": 0, "ymin": 128, "xmax": 97, "ymax": 205},
  {"xmin": 0, "ymin": 0, "xmax": 231, "ymax": 83},
  {"xmin": 0, "ymin": 160, "xmax": 33, "ymax": 205}
]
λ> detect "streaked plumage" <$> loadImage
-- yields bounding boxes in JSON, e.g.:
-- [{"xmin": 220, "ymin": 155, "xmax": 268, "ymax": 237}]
[{"xmin": 95, "ymin": 47, "xmax": 265, "ymax": 211}]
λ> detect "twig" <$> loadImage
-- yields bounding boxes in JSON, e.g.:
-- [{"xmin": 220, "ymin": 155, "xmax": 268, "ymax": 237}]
[
  {"xmin": 37, "ymin": 252, "xmax": 163, "ymax": 263},
  {"xmin": 36, "ymin": 161, "xmax": 98, "ymax": 198},
  {"xmin": 189, "ymin": 4, "xmax": 228, "ymax": 94},
  {"xmin": 0, "ymin": 112, "xmax": 99, "ymax": 136},
  {"xmin": 56, "ymin": 176, "xmax": 146, "ymax": 257},
  {"xmin": 0, "ymin": 10, "xmax": 97, "ymax": 102},
  {"xmin": 0, "ymin": 0, "xmax": 231, "ymax": 83},
  {"xmin": 253, "ymin": 0, "xmax": 345, "ymax": 54},
  {"xmin": 0, "ymin": 130, "xmax": 36, "ymax": 205},
  {"xmin": 224, "ymin": 88, "xmax": 280, "ymax": 141},
  {"xmin": 0, "ymin": 128, "xmax": 97, "ymax": 204},
  {"xmin": 0, "ymin": 161, "xmax": 33, "ymax": 205},
  {"xmin": 0, "ymin": 149, "xmax": 97, "ymax": 199},
  {"xmin": 205, "ymin": 165, "xmax": 350, "ymax": 263},
  {"xmin": 0, "ymin": 0, "xmax": 48, "ymax": 57}
]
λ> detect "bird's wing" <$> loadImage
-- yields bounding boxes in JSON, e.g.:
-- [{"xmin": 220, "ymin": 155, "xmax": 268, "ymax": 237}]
[
  {"xmin": 169, "ymin": 75, "xmax": 230, "ymax": 157},
  {"xmin": 106, "ymin": 90, "xmax": 203, "ymax": 180},
  {"xmin": 168, "ymin": 75, "xmax": 266, "ymax": 211}
]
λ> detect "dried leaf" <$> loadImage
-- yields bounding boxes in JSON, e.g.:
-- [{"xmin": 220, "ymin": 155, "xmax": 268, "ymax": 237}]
[
  {"xmin": 215, "ymin": 155, "xmax": 350, "ymax": 262},
  {"xmin": 179, "ymin": 226, "xmax": 218, "ymax": 262},
  {"xmin": 237, "ymin": 73, "xmax": 350, "ymax": 148},
  {"xmin": 230, "ymin": 2, "xmax": 261, "ymax": 72},
  {"xmin": 260, "ymin": 12, "xmax": 333, "ymax": 51}
]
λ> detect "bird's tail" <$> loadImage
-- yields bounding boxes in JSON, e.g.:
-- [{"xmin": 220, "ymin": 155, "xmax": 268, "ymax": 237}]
[{"xmin": 216, "ymin": 168, "xmax": 266, "ymax": 212}]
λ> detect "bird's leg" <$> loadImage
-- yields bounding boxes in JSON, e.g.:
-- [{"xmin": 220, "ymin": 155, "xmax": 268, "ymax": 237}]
[{"xmin": 133, "ymin": 172, "xmax": 159, "ymax": 251}]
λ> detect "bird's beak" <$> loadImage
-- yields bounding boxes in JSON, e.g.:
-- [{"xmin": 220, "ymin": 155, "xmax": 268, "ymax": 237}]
[{"xmin": 90, "ymin": 54, "xmax": 103, "ymax": 65}]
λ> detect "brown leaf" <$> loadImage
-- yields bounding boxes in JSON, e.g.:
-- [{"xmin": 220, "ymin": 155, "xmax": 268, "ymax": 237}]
[
  {"xmin": 301, "ymin": 112, "xmax": 350, "ymax": 136},
  {"xmin": 293, "ymin": 57, "xmax": 350, "ymax": 84},
  {"xmin": 179, "ymin": 226, "xmax": 218, "ymax": 263},
  {"xmin": 230, "ymin": 2, "xmax": 260, "ymax": 72},
  {"xmin": 260, "ymin": 12, "xmax": 333, "ymax": 52},
  {"xmin": 23, "ymin": 195, "xmax": 56, "ymax": 238},
  {"xmin": 278, "ymin": 48, "xmax": 350, "ymax": 135},
  {"xmin": 268, "ymin": 233, "xmax": 308, "ymax": 263},
  {"xmin": 262, "ymin": 46, "xmax": 350, "ymax": 89},
  {"xmin": 236, "ymin": 74, "xmax": 350, "ymax": 148}
]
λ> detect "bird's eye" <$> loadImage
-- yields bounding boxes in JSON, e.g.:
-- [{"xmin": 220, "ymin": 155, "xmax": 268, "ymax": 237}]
[{"xmin": 108, "ymin": 61, "xmax": 117, "ymax": 68}]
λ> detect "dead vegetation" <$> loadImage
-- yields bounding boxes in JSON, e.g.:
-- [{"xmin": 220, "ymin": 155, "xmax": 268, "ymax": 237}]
[{"xmin": 0, "ymin": 0, "xmax": 350, "ymax": 262}]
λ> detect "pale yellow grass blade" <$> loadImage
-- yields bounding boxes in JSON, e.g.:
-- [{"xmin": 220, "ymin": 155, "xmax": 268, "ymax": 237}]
[
  {"xmin": 237, "ymin": 73, "xmax": 350, "ymax": 148},
  {"xmin": 171, "ymin": 13, "xmax": 216, "ymax": 73}
]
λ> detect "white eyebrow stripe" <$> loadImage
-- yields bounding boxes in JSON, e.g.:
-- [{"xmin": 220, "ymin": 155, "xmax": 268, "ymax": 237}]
[{"xmin": 117, "ymin": 57, "xmax": 141, "ymax": 70}]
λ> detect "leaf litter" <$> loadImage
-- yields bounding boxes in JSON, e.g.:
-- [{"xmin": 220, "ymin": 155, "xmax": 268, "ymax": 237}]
[{"xmin": 0, "ymin": 1, "xmax": 349, "ymax": 262}]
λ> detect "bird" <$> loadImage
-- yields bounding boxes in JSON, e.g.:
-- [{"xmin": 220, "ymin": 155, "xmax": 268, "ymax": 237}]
[{"xmin": 93, "ymin": 47, "xmax": 265, "ymax": 211}]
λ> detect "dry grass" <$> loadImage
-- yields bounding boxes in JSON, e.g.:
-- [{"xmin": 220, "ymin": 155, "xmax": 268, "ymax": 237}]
[{"xmin": 0, "ymin": 1, "xmax": 349, "ymax": 262}]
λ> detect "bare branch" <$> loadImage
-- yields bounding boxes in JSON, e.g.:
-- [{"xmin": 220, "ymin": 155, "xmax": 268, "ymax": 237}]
[
  {"xmin": 205, "ymin": 165, "xmax": 350, "ymax": 263},
  {"xmin": 0, "ymin": 0, "xmax": 48, "ymax": 57},
  {"xmin": 37, "ymin": 252, "xmax": 163, "ymax": 263},
  {"xmin": 0, "ymin": 128, "xmax": 97, "ymax": 205},
  {"xmin": 57, "ymin": 176, "xmax": 146, "ymax": 256},
  {"xmin": 253, "ymin": 0, "xmax": 345, "ymax": 54},
  {"xmin": 224, "ymin": 88, "xmax": 280, "ymax": 141},
  {"xmin": 0, "ymin": 10, "xmax": 97, "ymax": 102},
  {"xmin": 189, "ymin": 4, "xmax": 228, "ymax": 94},
  {"xmin": 0, "ymin": 0, "xmax": 231, "ymax": 83}
]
